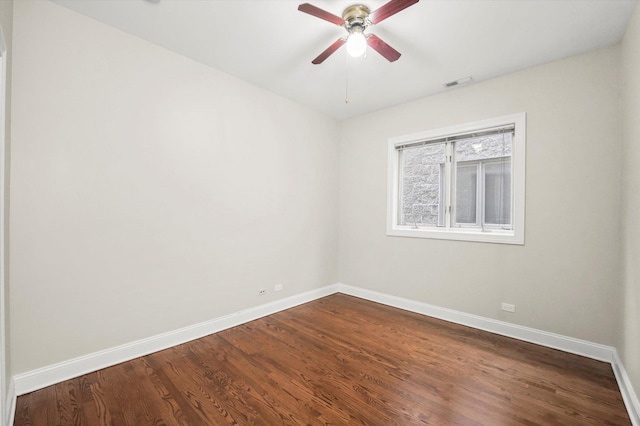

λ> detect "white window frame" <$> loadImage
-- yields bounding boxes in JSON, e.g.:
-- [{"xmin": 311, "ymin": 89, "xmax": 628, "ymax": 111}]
[{"xmin": 387, "ymin": 113, "xmax": 526, "ymax": 245}]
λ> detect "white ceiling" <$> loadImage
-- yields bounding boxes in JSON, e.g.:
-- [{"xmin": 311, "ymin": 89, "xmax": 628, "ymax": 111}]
[{"xmin": 50, "ymin": 0, "xmax": 637, "ymax": 120}]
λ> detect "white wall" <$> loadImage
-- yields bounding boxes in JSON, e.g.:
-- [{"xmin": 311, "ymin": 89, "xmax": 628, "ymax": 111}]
[
  {"xmin": 10, "ymin": 0, "xmax": 339, "ymax": 374},
  {"xmin": 339, "ymin": 46, "xmax": 622, "ymax": 346},
  {"xmin": 621, "ymin": 1, "xmax": 640, "ymax": 402},
  {"xmin": 0, "ymin": 0, "xmax": 11, "ymax": 422}
]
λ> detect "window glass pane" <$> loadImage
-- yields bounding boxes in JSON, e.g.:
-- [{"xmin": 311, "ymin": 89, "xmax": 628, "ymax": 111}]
[
  {"xmin": 455, "ymin": 132, "xmax": 512, "ymax": 228},
  {"xmin": 455, "ymin": 133, "xmax": 512, "ymax": 163},
  {"xmin": 484, "ymin": 160, "xmax": 512, "ymax": 227},
  {"xmin": 455, "ymin": 163, "xmax": 477, "ymax": 225},
  {"xmin": 399, "ymin": 143, "xmax": 445, "ymax": 227}
]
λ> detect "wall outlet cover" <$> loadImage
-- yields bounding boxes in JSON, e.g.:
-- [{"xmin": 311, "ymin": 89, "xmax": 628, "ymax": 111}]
[{"xmin": 501, "ymin": 302, "xmax": 516, "ymax": 313}]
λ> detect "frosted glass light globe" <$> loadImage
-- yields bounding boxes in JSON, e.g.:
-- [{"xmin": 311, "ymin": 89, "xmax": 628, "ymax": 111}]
[{"xmin": 346, "ymin": 31, "xmax": 367, "ymax": 57}]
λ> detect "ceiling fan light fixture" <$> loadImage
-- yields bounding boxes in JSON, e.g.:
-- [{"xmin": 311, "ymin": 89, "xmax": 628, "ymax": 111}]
[
  {"xmin": 346, "ymin": 28, "xmax": 367, "ymax": 57},
  {"xmin": 299, "ymin": 0, "xmax": 419, "ymax": 64}
]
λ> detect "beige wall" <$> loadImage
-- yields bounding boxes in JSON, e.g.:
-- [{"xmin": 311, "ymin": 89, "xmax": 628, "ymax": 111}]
[
  {"xmin": 0, "ymin": 0, "xmax": 11, "ymax": 421},
  {"xmin": 10, "ymin": 0, "xmax": 339, "ymax": 374},
  {"xmin": 339, "ymin": 46, "xmax": 623, "ymax": 346},
  {"xmin": 621, "ymin": 1, "xmax": 640, "ymax": 402}
]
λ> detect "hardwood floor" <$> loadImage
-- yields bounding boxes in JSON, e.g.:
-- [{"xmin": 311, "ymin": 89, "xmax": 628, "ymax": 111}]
[{"xmin": 15, "ymin": 294, "xmax": 630, "ymax": 425}]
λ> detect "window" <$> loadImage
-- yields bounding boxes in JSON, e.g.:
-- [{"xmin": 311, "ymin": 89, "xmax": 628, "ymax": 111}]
[{"xmin": 387, "ymin": 113, "xmax": 525, "ymax": 244}]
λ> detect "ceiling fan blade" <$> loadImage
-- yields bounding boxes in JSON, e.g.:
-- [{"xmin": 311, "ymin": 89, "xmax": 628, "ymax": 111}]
[
  {"xmin": 298, "ymin": 3, "xmax": 344, "ymax": 26},
  {"xmin": 312, "ymin": 38, "xmax": 346, "ymax": 64},
  {"xmin": 366, "ymin": 34, "xmax": 401, "ymax": 62},
  {"xmin": 369, "ymin": 0, "xmax": 419, "ymax": 25}
]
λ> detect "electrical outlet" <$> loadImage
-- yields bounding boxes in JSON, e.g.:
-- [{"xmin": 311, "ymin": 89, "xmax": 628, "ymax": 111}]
[
  {"xmin": 258, "ymin": 289, "xmax": 267, "ymax": 296},
  {"xmin": 274, "ymin": 284, "xmax": 283, "ymax": 292},
  {"xmin": 501, "ymin": 302, "xmax": 516, "ymax": 313}
]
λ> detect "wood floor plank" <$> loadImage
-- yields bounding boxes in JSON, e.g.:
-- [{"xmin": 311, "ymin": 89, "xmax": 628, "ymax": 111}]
[
  {"xmin": 14, "ymin": 294, "xmax": 631, "ymax": 425},
  {"xmin": 197, "ymin": 329, "xmax": 352, "ymax": 424},
  {"xmin": 267, "ymin": 302, "xmax": 521, "ymax": 423},
  {"xmin": 81, "ymin": 373, "xmax": 113, "ymax": 426},
  {"xmin": 252, "ymin": 316, "xmax": 461, "ymax": 424}
]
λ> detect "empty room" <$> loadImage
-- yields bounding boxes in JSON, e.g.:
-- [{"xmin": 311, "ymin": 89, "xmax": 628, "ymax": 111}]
[{"xmin": 0, "ymin": 0, "xmax": 639, "ymax": 424}]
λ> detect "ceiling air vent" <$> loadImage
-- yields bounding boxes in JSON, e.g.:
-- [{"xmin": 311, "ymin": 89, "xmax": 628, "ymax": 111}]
[{"xmin": 444, "ymin": 76, "xmax": 473, "ymax": 88}]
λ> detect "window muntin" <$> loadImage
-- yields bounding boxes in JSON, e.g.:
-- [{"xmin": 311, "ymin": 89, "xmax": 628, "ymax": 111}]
[{"xmin": 387, "ymin": 113, "xmax": 525, "ymax": 244}]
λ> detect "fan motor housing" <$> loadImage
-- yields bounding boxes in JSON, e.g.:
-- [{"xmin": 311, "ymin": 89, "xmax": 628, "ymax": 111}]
[{"xmin": 342, "ymin": 4, "xmax": 370, "ymax": 30}]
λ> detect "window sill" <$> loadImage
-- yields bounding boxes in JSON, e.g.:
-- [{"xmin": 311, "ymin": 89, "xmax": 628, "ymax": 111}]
[{"xmin": 387, "ymin": 226, "xmax": 524, "ymax": 245}]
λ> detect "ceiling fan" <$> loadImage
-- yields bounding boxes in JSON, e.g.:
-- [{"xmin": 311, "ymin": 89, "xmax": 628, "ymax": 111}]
[{"xmin": 298, "ymin": 0, "xmax": 419, "ymax": 64}]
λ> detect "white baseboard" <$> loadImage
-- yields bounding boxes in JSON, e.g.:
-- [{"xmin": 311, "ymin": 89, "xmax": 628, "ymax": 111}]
[
  {"xmin": 5, "ymin": 378, "xmax": 15, "ymax": 426},
  {"xmin": 14, "ymin": 284, "xmax": 341, "ymax": 395},
  {"xmin": 613, "ymin": 350, "xmax": 640, "ymax": 426},
  {"xmin": 335, "ymin": 283, "xmax": 614, "ymax": 361},
  {"xmin": 11, "ymin": 282, "xmax": 639, "ymax": 425}
]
